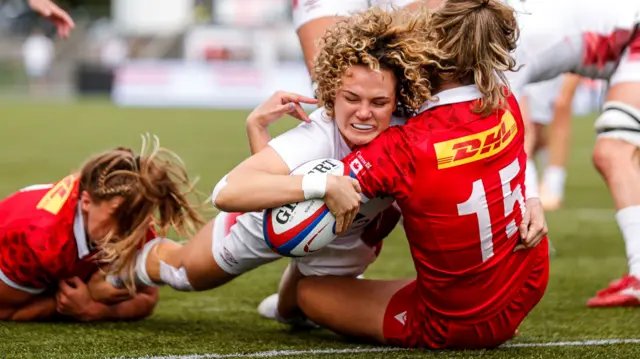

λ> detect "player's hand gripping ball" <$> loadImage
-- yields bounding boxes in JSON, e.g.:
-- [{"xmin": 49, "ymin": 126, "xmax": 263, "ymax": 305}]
[{"xmin": 263, "ymin": 158, "xmax": 349, "ymax": 257}]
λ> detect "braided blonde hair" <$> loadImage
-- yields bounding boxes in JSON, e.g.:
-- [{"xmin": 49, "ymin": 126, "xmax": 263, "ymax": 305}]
[{"xmin": 79, "ymin": 134, "xmax": 204, "ymax": 292}]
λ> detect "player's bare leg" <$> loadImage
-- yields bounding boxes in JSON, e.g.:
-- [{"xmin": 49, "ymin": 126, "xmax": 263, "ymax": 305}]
[
  {"xmin": 518, "ymin": 95, "xmax": 543, "ymax": 205},
  {"xmin": 588, "ymin": 82, "xmax": 640, "ymax": 307},
  {"xmin": 540, "ymin": 74, "xmax": 580, "ymax": 211},
  {"xmin": 111, "ymin": 219, "xmax": 236, "ymax": 292},
  {"xmin": 257, "ymin": 261, "xmax": 319, "ymax": 328},
  {"xmin": 156, "ymin": 219, "xmax": 235, "ymax": 290},
  {"xmin": 297, "ymin": 276, "xmax": 413, "ymax": 343}
]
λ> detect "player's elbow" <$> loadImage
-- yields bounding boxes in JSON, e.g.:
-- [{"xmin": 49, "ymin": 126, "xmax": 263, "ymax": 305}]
[
  {"xmin": 212, "ymin": 174, "xmax": 235, "ymax": 211},
  {"xmin": 131, "ymin": 288, "xmax": 159, "ymax": 321},
  {"xmin": 213, "ymin": 188, "xmax": 236, "ymax": 212},
  {"xmin": 213, "ymin": 175, "xmax": 249, "ymax": 212},
  {"xmin": 0, "ymin": 307, "xmax": 18, "ymax": 321}
]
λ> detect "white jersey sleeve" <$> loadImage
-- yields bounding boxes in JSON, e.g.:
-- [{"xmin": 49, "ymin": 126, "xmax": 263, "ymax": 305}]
[{"xmin": 268, "ymin": 108, "xmax": 335, "ymax": 172}]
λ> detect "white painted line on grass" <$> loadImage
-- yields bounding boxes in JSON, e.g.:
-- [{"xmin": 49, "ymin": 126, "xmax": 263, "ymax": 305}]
[
  {"xmin": 133, "ymin": 348, "xmax": 405, "ymax": 359},
  {"xmin": 505, "ymin": 339, "xmax": 640, "ymax": 348},
  {"xmin": 130, "ymin": 338, "xmax": 640, "ymax": 359}
]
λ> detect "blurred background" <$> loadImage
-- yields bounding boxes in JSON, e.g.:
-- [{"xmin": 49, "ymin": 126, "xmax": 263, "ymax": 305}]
[
  {"xmin": 0, "ymin": 0, "xmax": 605, "ymax": 111},
  {"xmin": 0, "ymin": 0, "xmax": 313, "ymax": 108}
]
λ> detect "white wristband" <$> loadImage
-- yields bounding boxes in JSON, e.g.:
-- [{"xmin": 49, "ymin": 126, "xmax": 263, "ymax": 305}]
[
  {"xmin": 525, "ymin": 159, "xmax": 539, "ymax": 199},
  {"xmin": 302, "ymin": 173, "xmax": 327, "ymax": 200}
]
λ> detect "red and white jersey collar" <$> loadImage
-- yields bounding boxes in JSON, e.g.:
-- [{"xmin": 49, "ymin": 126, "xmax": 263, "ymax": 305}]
[
  {"xmin": 419, "ymin": 85, "xmax": 483, "ymax": 113},
  {"xmin": 73, "ymin": 204, "xmax": 91, "ymax": 259}
]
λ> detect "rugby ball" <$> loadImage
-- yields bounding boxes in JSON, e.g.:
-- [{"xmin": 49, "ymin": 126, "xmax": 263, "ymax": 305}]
[{"xmin": 263, "ymin": 158, "xmax": 348, "ymax": 257}]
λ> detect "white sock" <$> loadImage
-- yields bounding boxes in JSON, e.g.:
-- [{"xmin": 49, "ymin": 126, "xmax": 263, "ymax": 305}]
[
  {"xmin": 106, "ymin": 237, "xmax": 165, "ymax": 289},
  {"xmin": 133, "ymin": 238, "xmax": 167, "ymax": 287},
  {"xmin": 541, "ymin": 166, "xmax": 567, "ymax": 199},
  {"xmin": 616, "ymin": 206, "xmax": 640, "ymax": 278},
  {"xmin": 525, "ymin": 159, "xmax": 540, "ymax": 199},
  {"xmin": 537, "ymin": 148, "xmax": 549, "ymax": 170},
  {"xmin": 159, "ymin": 261, "xmax": 194, "ymax": 291}
]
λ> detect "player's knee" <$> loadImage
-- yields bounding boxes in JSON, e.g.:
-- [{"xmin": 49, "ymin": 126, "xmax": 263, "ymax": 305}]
[
  {"xmin": 296, "ymin": 277, "xmax": 316, "ymax": 314},
  {"xmin": 591, "ymin": 139, "xmax": 635, "ymax": 179},
  {"xmin": 593, "ymin": 102, "xmax": 640, "ymax": 176},
  {"xmin": 592, "ymin": 140, "xmax": 617, "ymax": 176}
]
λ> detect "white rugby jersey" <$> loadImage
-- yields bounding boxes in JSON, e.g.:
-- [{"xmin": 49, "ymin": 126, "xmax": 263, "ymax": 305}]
[
  {"xmin": 506, "ymin": 0, "xmax": 640, "ymax": 97},
  {"xmin": 267, "ymin": 107, "xmax": 405, "ymax": 245}
]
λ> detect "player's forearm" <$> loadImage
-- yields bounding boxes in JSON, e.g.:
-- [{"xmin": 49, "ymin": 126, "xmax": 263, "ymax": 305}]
[
  {"xmin": 88, "ymin": 288, "xmax": 158, "ymax": 321},
  {"xmin": 246, "ymin": 122, "xmax": 272, "ymax": 155},
  {"xmin": 4, "ymin": 296, "xmax": 57, "ymax": 321},
  {"xmin": 214, "ymin": 170, "xmax": 306, "ymax": 212}
]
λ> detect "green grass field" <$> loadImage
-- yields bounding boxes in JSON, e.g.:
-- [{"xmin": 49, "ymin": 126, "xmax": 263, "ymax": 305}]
[{"xmin": 0, "ymin": 100, "xmax": 639, "ymax": 359}]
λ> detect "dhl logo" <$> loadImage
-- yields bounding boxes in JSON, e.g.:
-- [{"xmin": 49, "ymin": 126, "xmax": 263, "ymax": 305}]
[
  {"xmin": 434, "ymin": 111, "xmax": 517, "ymax": 169},
  {"xmin": 36, "ymin": 174, "xmax": 77, "ymax": 215}
]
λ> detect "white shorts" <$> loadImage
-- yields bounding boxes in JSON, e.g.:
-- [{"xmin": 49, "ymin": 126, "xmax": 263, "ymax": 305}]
[
  {"xmin": 211, "ymin": 211, "xmax": 380, "ymax": 277},
  {"xmin": 523, "ymin": 75, "xmax": 565, "ymax": 125},
  {"xmin": 610, "ymin": 27, "xmax": 640, "ymax": 86},
  {"xmin": 292, "ymin": 0, "xmax": 417, "ymax": 30},
  {"xmin": 295, "ymin": 237, "xmax": 380, "ymax": 277}
]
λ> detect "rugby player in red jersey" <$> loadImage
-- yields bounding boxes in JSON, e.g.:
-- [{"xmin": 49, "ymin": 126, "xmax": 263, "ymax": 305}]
[
  {"xmin": 206, "ymin": 0, "xmax": 548, "ymax": 348},
  {"xmin": 0, "ymin": 137, "xmax": 203, "ymax": 321},
  {"xmin": 292, "ymin": 0, "xmax": 549, "ymax": 348}
]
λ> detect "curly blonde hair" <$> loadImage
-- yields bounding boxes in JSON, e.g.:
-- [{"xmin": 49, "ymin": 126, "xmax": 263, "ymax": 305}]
[
  {"xmin": 427, "ymin": 0, "xmax": 519, "ymax": 115},
  {"xmin": 313, "ymin": 7, "xmax": 440, "ymax": 119}
]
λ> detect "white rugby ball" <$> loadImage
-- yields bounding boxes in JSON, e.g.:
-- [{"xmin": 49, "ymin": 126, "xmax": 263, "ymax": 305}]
[{"xmin": 263, "ymin": 158, "xmax": 348, "ymax": 257}]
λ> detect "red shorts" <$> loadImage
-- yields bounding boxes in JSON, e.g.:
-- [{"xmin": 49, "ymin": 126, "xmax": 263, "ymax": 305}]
[{"xmin": 383, "ymin": 242, "xmax": 549, "ymax": 349}]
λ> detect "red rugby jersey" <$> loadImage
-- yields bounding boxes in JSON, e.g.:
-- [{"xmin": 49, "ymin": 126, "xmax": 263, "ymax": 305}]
[{"xmin": 343, "ymin": 86, "xmax": 542, "ymax": 322}]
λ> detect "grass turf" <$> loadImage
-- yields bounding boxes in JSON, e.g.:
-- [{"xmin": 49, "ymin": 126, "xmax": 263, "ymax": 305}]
[{"xmin": 0, "ymin": 100, "xmax": 638, "ymax": 359}]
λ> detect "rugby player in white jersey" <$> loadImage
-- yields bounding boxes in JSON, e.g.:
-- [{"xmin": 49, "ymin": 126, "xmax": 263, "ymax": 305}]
[
  {"xmin": 106, "ymin": 10, "xmax": 433, "ymax": 325},
  {"xmin": 293, "ymin": 0, "xmax": 429, "ymax": 80},
  {"xmin": 521, "ymin": 74, "xmax": 581, "ymax": 211},
  {"xmin": 504, "ymin": 0, "xmax": 640, "ymax": 307}
]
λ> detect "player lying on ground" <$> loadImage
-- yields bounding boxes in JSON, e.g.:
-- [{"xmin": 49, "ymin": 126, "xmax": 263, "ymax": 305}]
[
  {"xmin": 293, "ymin": 0, "xmax": 427, "ymax": 80},
  {"xmin": 215, "ymin": 1, "xmax": 549, "ymax": 349},
  {"xmin": 0, "ymin": 136, "xmax": 203, "ymax": 321},
  {"xmin": 106, "ymin": 10, "xmax": 433, "ymax": 326},
  {"xmin": 504, "ymin": 0, "xmax": 640, "ymax": 307}
]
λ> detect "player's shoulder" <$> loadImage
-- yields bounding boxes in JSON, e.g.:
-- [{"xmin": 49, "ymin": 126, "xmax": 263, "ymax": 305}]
[
  {"xmin": 306, "ymin": 107, "xmax": 338, "ymax": 131},
  {"xmin": 271, "ymin": 107, "xmax": 335, "ymax": 143},
  {"xmin": 26, "ymin": 212, "xmax": 79, "ymax": 279},
  {"xmin": 4, "ymin": 175, "xmax": 79, "ymax": 233}
]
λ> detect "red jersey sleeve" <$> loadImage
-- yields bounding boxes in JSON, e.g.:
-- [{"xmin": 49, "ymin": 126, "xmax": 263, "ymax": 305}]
[
  {"xmin": 342, "ymin": 126, "xmax": 415, "ymax": 202},
  {"xmin": 0, "ymin": 228, "xmax": 50, "ymax": 294},
  {"xmin": 145, "ymin": 226, "xmax": 157, "ymax": 243}
]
